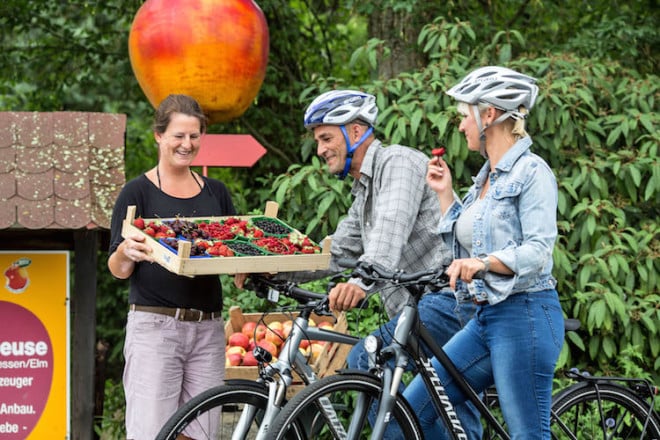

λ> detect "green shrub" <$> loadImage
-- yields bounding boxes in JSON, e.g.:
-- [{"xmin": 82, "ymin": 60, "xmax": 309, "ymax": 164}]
[{"xmin": 266, "ymin": 18, "xmax": 659, "ymax": 380}]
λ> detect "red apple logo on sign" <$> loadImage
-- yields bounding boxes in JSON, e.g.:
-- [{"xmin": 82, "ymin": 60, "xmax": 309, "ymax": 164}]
[
  {"xmin": 0, "ymin": 301, "xmax": 54, "ymax": 438},
  {"xmin": 4, "ymin": 258, "xmax": 31, "ymax": 294}
]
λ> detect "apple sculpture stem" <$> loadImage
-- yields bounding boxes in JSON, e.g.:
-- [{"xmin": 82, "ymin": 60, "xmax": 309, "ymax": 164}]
[{"xmin": 129, "ymin": 0, "xmax": 269, "ymax": 124}]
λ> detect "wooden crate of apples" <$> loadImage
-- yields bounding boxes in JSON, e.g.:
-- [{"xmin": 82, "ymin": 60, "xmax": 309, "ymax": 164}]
[{"xmin": 224, "ymin": 306, "xmax": 350, "ymax": 385}]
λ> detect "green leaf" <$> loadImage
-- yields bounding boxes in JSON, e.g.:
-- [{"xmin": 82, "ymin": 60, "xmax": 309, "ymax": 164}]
[
  {"xmin": 638, "ymin": 114, "xmax": 655, "ymax": 134},
  {"xmin": 601, "ymin": 336, "xmax": 616, "ymax": 358},
  {"xmin": 606, "ymin": 125, "xmax": 622, "ymax": 146},
  {"xmin": 587, "ymin": 299, "xmax": 606, "ymax": 329},
  {"xmin": 607, "ymin": 254, "xmax": 619, "ymax": 277},
  {"xmin": 603, "ymin": 291, "xmax": 628, "ymax": 324},
  {"xmin": 586, "ymin": 216, "xmax": 596, "ymax": 236},
  {"xmin": 499, "ymin": 43, "xmax": 512, "ymax": 63},
  {"xmin": 628, "ymin": 165, "xmax": 642, "ymax": 186},
  {"xmin": 588, "ymin": 335, "xmax": 601, "ymax": 359},
  {"xmin": 275, "ymin": 180, "xmax": 290, "ymax": 205},
  {"xmin": 640, "ymin": 313, "xmax": 657, "ymax": 333},
  {"xmin": 567, "ymin": 331, "xmax": 586, "ymax": 351},
  {"xmin": 410, "ymin": 108, "xmax": 423, "ymax": 136}
]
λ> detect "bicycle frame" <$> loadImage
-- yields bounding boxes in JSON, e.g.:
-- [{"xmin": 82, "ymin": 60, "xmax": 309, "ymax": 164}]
[
  {"xmin": 370, "ymin": 301, "xmax": 509, "ymax": 440},
  {"xmin": 234, "ymin": 303, "xmax": 360, "ymax": 440}
]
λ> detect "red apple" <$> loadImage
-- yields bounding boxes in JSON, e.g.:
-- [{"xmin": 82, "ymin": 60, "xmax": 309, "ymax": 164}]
[
  {"xmin": 254, "ymin": 324, "xmax": 267, "ymax": 341},
  {"xmin": 257, "ymin": 340, "xmax": 278, "ymax": 357},
  {"xmin": 268, "ymin": 320, "xmax": 283, "ymax": 331},
  {"xmin": 241, "ymin": 321, "xmax": 257, "ymax": 338},
  {"xmin": 242, "ymin": 351, "xmax": 258, "ymax": 366},
  {"xmin": 226, "ymin": 345, "xmax": 246, "ymax": 357},
  {"xmin": 228, "ymin": 332, "xmax": 250, "ymax": 350},
  {"xmin": 265, "ymin": 328, "xmax": 285, "ymax": 347},
  {"xmin": 309, "ymin": 343, "xmax": 325, "ymax": 363},
  {"xmin": 317, "ymin": 321, "xmax": 334, "ymax": 330},
  {"xmin": 282, "ymin": 320, "xmax": 294, "ymax": 338},
  {"xmin": 128, "ymin": 0, "xmax": 269, "ymax": 124},
  {"xmin": 226, "ymin": 352, "xmax": 243, "ymax": 366},
  {"xmin": 4, "ymin": 263, "xmax": 29, "ymax": 293}
]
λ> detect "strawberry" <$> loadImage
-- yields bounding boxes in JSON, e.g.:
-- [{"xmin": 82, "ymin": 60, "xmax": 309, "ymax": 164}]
[
  {"xmin": 133, "ymin": 217, "xmax": 145, "ymax": 229},
  {"xmin": 143, "ymin": 226, "xmax": 156, "ymax": 237},
  {"xmin": 432, "ymin": 147, "xmax": 446, "ymax": 158}
]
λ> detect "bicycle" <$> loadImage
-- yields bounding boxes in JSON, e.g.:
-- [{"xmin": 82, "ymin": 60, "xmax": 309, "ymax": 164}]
[
  {"xmin": 268, "ymin": 260, "xmax": 660, "ymax": 440},
  {"xmin": 155, "ymin": 274, "xmax": 362, "ymax": 440}
]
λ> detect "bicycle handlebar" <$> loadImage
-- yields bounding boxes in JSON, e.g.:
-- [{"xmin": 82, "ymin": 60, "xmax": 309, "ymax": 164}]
[
  {"xmin": 246, "ymin": 276, "xmax": 326, "ymax": 303},
  {"xmin": 337, "ymin": 258, "xmax": 452, "ymax": 289}
]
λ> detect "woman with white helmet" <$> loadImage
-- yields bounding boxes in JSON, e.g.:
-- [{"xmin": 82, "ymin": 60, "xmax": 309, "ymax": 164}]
[{"xmin": 403, "ymin": 66, "xmax": 564, "ymax": 439}]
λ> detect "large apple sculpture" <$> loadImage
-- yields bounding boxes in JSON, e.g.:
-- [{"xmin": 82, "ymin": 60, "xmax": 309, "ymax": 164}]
[{"xmin": 129, "ymin": 0, "xmax": 269, "ymax": 124}]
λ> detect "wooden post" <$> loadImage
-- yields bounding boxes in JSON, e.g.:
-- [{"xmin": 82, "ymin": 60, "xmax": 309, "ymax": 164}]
[{"xmin": 71, "ymin": 230, "xmax": 99, "ymax": 440}]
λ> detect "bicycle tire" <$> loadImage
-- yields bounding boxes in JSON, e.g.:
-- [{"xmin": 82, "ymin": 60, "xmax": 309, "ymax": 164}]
[
  {"xmin": 155, "ymin": 379, "xmax": 305, "ymax": 440},
  {"xmin": 550, "ymin": 381, "xmax": 660, "ymax": 440},
  {"xmin": 268, "ymin": 372, "xmax": 424, "ymax": 440}
]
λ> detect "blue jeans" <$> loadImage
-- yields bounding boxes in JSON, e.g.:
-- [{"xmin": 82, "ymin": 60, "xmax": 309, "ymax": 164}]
[
  {"xmin": 347, "ymin": 290, "xmax": 482, "ymax": 440},
  {"xmin": 403, "ymin": 290, "xmax": 564, "ymax": 440}
]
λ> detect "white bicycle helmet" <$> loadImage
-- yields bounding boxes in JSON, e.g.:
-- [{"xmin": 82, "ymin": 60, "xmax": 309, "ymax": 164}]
[
  {"xmin": 304, "ymin": 90, "xmax": 378, "ymax": 129},
  {"xmin": 447, "ymin": 66, "xmax": 538, "ymax": 158},
  {"xmin": 446, "ymin": 66, "xmax": 538, "ymax": 119}
]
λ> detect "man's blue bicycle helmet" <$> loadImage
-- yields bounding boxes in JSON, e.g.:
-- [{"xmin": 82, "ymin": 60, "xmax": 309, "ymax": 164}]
[
  {"xmin": 304, "ymin": 90, "xmax": 378, "ymax": 179},
  {"xmin": 304, "ymin": 90, "xmax": 378, "ymax": 129}
]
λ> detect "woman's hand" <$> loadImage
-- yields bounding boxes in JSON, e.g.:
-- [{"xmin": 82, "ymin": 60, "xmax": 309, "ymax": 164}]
[
  {"xmin": 108, "ymin": 234, "xmax": 154, "ymax": 279},
  {"xmin": 426, "ymin": 156, "xmax": 453, "ymax": 194},
  {"xmin": 233, "ymin": 273, "xmax": 248, "ymax": 289},
  {"xmin": 122, "ymin": 234, "xmax": 154, "ymax": 264},
  {"xmin": 446, "ymin": 258, "xmax": 485, "ymax": 291}
]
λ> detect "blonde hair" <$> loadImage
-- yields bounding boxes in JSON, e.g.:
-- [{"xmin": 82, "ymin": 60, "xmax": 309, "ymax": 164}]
[
  {"xmin": 457, "ymin": 102, "xmax": 529, "ymax": 139},
  {"xmin": 512, "ymin": 106, "xmax": 529, "ymax": 139}
]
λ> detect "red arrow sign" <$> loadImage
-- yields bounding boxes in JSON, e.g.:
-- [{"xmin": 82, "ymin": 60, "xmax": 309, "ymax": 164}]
[{"xmin": 192, "ymin": 134, "xmax": 266, "ymax": 171}]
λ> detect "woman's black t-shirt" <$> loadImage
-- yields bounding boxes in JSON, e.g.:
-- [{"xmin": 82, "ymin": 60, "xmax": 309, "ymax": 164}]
[{"xmin": 108, "ymin": 174, "xmax": 236, "ymax": 311}]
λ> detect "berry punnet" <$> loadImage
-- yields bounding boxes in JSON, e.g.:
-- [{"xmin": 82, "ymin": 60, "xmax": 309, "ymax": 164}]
[{"xmin": 251, "ymin": 218, "xmax": 292, "ymax": 235}]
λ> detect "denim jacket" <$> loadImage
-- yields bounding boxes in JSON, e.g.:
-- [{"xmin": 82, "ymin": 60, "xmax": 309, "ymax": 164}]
[{"xmin": 439, "ymin": 137, "xmax": 558, "ymax": 304}]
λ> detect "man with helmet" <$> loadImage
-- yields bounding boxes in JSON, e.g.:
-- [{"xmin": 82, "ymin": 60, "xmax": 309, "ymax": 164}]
[
  {"xmin": 302, "ymin": 89, "xmax": 482, "ymax": 438},
  {"xmin": 402, "ymin": 66, "xmax": 563, "ymax": 439},
  {"xmin": 235, "ymin": 88, "xmax": 482, "ymax": 437}
]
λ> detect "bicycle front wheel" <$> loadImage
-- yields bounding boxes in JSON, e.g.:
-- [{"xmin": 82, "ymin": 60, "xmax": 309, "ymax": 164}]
[
  {"xmin": 269, "ymin": 372, "xmax": 424, "ymax": 440},
  {"xmin": 550, "ymin": 381, "xmax": 660, "ymax": 440},
  {"xmin": 155, "ymin": 380, "xmax": 305, "ymax": 440}
]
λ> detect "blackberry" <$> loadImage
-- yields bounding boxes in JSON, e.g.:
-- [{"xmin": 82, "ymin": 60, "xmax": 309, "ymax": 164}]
[
  {"xmin": 252, "ymin": 218, "xmax": 291, "ymax": 235},
  {"xmin": 225, "ymin": 241, "xmax": 264, "ymax": 256}
]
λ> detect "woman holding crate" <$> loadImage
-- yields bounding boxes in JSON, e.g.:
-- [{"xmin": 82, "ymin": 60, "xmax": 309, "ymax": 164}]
[{"xmin": 108, "ymin": 94, "xmax": 236, "ymax": 440}]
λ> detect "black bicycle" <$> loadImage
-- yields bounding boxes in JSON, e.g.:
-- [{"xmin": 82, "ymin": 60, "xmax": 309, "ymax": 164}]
[
  {"xmin": 155, "ymin": 274, "xmax": 361, "ymax": 440},
  {"xmin": 268, "ymin": 260, "xmax": 660, "ymax": 440}
]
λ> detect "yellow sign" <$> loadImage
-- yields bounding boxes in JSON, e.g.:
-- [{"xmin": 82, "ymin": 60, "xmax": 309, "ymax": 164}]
[{"xmin": 0, "ymin": 252, "xmax": 69, "ymax": 439}]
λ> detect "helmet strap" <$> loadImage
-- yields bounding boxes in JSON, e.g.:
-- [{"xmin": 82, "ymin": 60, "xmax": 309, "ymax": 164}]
[
  {"xmin": 336, "ymin": 125, "xmax": 373, "ymax": 179},
  {"xmin": 472, "ymin": 105, "xmax": 488, "ymax": 159},
  {"xmin": 473, "ymin": 105, "xmax": 514, "ymax": 159}
]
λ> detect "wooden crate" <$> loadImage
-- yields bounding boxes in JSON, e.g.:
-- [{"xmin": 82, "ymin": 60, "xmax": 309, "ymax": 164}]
[
  {"xmin": 224, "ymin": 306, "xmax": 350, "ymax": 389},
  {"xmin": 121, "ymin": 201, "xmax": 331, "ymax": 276}
]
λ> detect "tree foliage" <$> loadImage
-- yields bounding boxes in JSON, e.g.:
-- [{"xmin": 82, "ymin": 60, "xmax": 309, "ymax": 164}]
[
  {"xmin": 1, "ymin": 0, "xmax": 658, "ymax": 435},
  {"xmin": 272, "ymin": 17, "xmax": 659, "ymax": 379}
]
